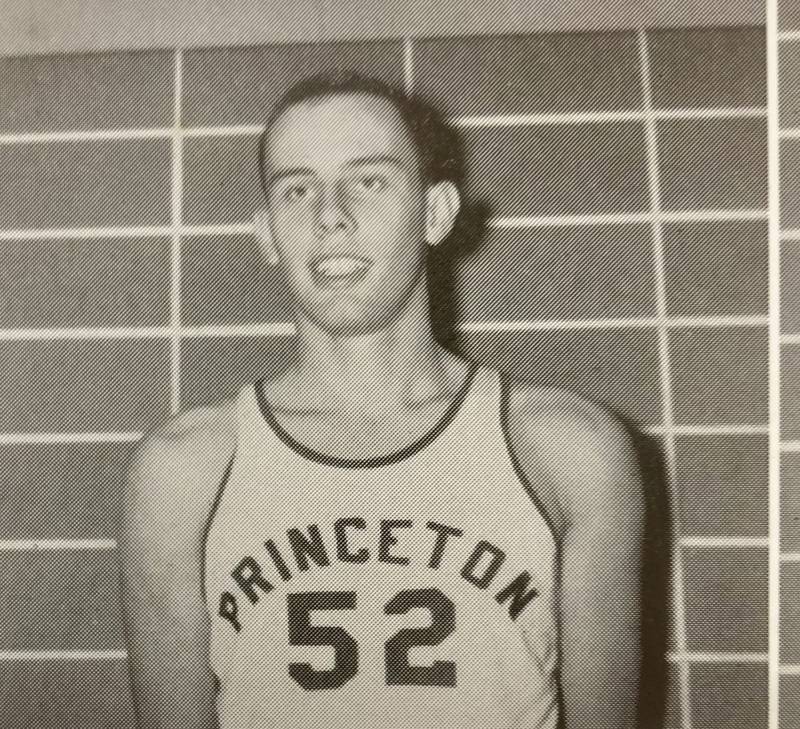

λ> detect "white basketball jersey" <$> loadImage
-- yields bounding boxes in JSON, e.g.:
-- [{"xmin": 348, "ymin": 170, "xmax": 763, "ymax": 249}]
[{"xmin": 204, "ymin": 364, "xmax": 559, "ymax": 729}]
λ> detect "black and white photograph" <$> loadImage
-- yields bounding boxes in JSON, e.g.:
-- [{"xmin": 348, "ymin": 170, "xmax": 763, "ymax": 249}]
[{"xmin": 0, "ymin": 1, "xmax": 779, "ymax": 727}]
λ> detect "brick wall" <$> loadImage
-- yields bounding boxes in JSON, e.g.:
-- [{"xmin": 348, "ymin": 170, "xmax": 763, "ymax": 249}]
[{"xmin": 0, "ymin": 26, "xmax": 767, "ymax": 728}]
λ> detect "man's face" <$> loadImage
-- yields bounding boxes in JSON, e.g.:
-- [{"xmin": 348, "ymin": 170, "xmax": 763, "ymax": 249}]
[{"xmin": 261, "ymin": 93, "xmax": 431, "ymax": 336}]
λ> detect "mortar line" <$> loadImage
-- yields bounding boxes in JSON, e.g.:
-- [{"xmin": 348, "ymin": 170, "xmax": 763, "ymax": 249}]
[
  {"xmin": 0, "ymin": 315, "xmax": 768, "ymax": 342},
  {"xmin": 638, "ymin": 29, "xmax": 693, "ymax": 729},
  {"xmin": 0, "ymin": 540, "xmax": 116, "ymax": 551},
  {"xmin": 0, "ymin": 648, "xmax": 770, "ymax": 663},
  {"xmin": 768, "ymin": 7, "xmax": 782, "ymax": 728},
  {"xmin": 0, "ymin": 650, "xmax": 127, "ymax": 661},
  {"xmin": 170, "ymin": 49, "xmax": 184, "ymax": 415},
  {"xmin": 0, "ymin": 535, "xmax": 767, "ymax": 551},
  {"xmin": 0, "ymin": 107, "xmax": 768, "ymax": 146},
  {"xmin": 0, "ymin": 432, "xmax": 142, "ymax": 444},
  {"xmin": 0, "ymin": 425, "xmax": 766, "ymax": 445},
  {"xmin": 0, "ymin": 209, "xmax": 768, "ymax": 242}
]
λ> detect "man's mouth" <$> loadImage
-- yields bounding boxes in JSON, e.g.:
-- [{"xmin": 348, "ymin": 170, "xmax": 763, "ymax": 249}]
[{"xmin": 309, "ymin": 255, "xmax": 372, "ymax": 288}]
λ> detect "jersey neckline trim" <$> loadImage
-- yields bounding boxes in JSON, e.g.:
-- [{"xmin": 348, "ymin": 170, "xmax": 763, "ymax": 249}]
[{"xmin": 253, "ymin": 361, "xmax": 480, "ymax": 469}]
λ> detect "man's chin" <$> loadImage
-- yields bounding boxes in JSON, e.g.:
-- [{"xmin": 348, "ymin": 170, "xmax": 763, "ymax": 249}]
[
  {"xmin": 301, "ymin": 304, "xmax": 397, "ymax": 338},
  {"xmin": 312, "ymin": 316, "xmax": 392, "ymax": 338}
]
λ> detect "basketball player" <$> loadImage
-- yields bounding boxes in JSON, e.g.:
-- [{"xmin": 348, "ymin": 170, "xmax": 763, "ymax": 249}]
[{"xmin": 119, "ymin": 74, "xmax": 644, "ymax": 729}]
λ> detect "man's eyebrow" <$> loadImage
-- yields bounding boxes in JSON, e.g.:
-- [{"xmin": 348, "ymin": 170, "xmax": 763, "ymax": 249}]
[
  {"xmin": 267, "ymin": 167, "xmax": 314, "ymax": 186},
  {"xmin": 344, "ymin": 155, "xmax": 408, "ymax": 169},
  {"xmin": 267, "ymin": 156, "xmax": 408, "ymax": 186}
]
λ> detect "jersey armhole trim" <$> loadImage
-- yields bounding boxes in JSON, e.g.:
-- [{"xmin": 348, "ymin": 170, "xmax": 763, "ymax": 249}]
[
  {"xmin": 199, "ymin": 448, "xmax": 237, "ymax": 607},
  {"xmin": 499, "ymin": 374, "xmax": 562, "ymax": 549}
]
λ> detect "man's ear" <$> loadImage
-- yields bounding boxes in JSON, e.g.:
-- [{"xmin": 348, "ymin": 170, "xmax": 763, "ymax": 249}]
[
  {"xmin": 424, "ymin": 181, "xmax": 461, "ymax": 247},
  {"xmin": 253, "ymin": 209, "xmax": 279, "ymax": 265}
]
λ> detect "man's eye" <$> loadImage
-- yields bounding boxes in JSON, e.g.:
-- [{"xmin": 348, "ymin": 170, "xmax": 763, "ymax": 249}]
[
  {"xmin": 356, "ymin": 174, "xmax": 387, "ymax": 192},
  {"xmin": 283, "ymin": 184, "xmax": 309, "ymax": 202}
]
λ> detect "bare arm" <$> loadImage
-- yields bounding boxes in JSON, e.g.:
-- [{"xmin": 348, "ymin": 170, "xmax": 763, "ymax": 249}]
[
  {"xmin": 118, "ymin": 404, "xmax": 236, "ymax": 729},
  {"xmin": 508, "ymin": 390, "xmax": 644, "ymax": 729}
]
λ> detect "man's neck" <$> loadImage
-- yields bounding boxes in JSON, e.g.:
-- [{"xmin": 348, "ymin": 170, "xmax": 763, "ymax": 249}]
[{"xmin": 288, "ymin": 292, "xmax": 458, "ymax": 416}]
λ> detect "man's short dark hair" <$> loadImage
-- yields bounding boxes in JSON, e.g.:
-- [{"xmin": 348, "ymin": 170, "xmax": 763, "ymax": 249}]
[{"xmin": 257, "ymin": 71, "xmax": 464, "ymax": 196}]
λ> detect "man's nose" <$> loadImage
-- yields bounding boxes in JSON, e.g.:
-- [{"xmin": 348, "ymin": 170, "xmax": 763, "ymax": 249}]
[{"xmin": 314, "ymin": 184, "xmax": 355, "ymax": 237}]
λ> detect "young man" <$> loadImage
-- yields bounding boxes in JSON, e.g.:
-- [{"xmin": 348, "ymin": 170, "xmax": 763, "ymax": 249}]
[{"xmin": 119, "ymin": 74, "xmax": 644, "ymax": 729}]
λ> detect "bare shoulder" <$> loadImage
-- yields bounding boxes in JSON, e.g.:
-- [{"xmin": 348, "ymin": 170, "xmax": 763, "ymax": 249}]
[
  {"xmin": 122, "ymin": 399, "xmax": 238, "ymax": 548},
  {"xmin": 504, "ymin": 380, "xmax": 643, "ymax": 536}
]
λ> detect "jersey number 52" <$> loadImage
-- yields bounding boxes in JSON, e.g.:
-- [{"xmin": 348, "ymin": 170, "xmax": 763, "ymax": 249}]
[{"xmin": 287, "ymin": 587, "xmax": 456, "ymax": 690}]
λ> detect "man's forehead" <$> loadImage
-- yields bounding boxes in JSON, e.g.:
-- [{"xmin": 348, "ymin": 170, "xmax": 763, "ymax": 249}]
[{"xmin": 265, "ymin": 93, "xmax": 417, "ymax": 167}]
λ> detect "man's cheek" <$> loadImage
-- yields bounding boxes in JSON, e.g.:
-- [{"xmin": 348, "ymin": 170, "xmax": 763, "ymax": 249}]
[{"xmin": 361, "ymin": 213, "xmax": 424, "ymax": 250}]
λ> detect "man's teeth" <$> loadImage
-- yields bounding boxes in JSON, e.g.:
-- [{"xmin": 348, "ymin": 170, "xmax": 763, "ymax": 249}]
[{"xmin": 314, "ymin": 257, "xmax": 368, "ymax": 277}]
